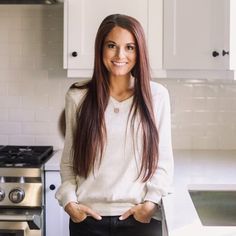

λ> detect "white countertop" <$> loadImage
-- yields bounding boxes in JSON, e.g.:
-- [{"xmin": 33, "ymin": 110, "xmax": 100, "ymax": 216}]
[
  {"xmin": 163, "ymin": 150, "xmax": 236, "ymax": 236},
  {"xmin": 44, "ymin": 149, "xmax": 236, "ymax": 235},
  {"xmin": 44, "ymin": 149, "xmax": 62, "ymax": 171}
]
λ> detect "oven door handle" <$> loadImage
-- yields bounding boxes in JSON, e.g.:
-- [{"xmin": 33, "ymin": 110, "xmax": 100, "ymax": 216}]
[{"xmin": 0, "ymin": 214, "xmax": 41, "ymax": 229}]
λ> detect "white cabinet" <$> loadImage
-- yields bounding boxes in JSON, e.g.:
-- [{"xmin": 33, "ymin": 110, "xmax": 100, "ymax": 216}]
[
  {"xmin": 164, "ymin": 0, "xmax": 231, "ymax": 70},
  {"xmin": 63, "ymin": 0, "xmax": 235, "ymax": 79},
  {"xmin": 63, "ymin": 0, "xmax": 164, "ymax": 78},
  {"xmin": 230, "ymin": 0, "xmax": 236, "ymax": 69},
  {"xmin": 45, "ymin": 171, "xmax": 69, "ymax": 236}
]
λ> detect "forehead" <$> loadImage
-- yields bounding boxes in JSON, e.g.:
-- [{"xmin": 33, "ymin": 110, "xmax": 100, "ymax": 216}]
[{"xmin": 105, "ymin": 26, "xmax": 135, "ymax": 43}]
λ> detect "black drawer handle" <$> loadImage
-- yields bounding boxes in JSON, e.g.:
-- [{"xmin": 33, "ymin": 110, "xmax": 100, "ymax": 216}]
[
  {"xmin": 49, "ymin": 184, "xmax": 56, "ymax": 191},
  {"xmin": 212, "ymin": 51, "xmax": 219, "ymax": 57},
  {"xmin": 222, "ymin": 50, "xmax": 229, "ymax": 56},
  {"xmin": 72, "ymin": 51, "xmax": 78, "ymax": 57}
]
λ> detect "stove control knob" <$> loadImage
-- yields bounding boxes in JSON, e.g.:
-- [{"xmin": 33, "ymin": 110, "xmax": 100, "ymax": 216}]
[
  {"xmin": 0, "ymin": 188, "xmax": 5, "ymax": 201},
  {"xmin": 9, "ymin": 188, "xmax": 25, "ymax": 203}
]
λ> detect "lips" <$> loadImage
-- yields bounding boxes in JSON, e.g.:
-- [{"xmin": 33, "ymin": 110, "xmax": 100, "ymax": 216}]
[{"xmin": 112, "ymin": 61, "xmax": 127, "ymax": 66}]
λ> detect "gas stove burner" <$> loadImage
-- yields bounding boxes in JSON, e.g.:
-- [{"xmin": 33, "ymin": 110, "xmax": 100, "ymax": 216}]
[{"xmin": 0, "ymin": 145, "xmax": 53, "ymax": 167}]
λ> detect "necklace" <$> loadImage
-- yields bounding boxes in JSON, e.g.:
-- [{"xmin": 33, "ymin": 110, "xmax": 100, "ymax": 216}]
[
  {"xmin": 114, "ymin": 107, "xmax": 120, "ymax": 113},
  {"xmin": 110, "ymin": 99, "xmax": 120, "ymax": 113}
]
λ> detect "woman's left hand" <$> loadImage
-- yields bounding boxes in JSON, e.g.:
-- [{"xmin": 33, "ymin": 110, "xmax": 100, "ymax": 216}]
[{"xmin": 119, "ymin": 201, "xmax": 158, "ymax": 223}]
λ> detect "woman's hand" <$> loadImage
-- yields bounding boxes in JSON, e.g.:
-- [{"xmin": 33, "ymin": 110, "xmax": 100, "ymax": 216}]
[
  {"xmin": 65, "ymin": 202, "xmax": 102, "ymax": 223},
  {"xmin": 119, "ymin": 201, "xmax": 158, "ymax": 223}
]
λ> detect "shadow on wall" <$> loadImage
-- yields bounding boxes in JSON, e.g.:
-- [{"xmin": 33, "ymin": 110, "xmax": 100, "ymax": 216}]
[{"xmin": 58, "ymin": 109, "xmax": 66, "ymax": 139}]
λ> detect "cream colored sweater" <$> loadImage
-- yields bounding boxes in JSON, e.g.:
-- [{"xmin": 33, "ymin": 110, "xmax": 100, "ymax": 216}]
[{"xmin": 55, "ymin": 81, "xmax": 174, "ymax": 219}]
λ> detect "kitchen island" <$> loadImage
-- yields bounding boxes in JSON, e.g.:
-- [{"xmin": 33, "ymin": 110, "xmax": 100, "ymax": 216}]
[
  {"xmin": 45, "ymin": 150, "xmax": 236, "ymax": 236},
  {"xmin": 163, "ymin": 150, "xmax": 236, "ymax": 236}
]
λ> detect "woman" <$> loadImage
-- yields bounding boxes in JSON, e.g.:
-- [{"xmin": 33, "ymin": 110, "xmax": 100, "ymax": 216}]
[{"xmin": 56, "ymin": 14, "xmax": 173, "ymax": 236}]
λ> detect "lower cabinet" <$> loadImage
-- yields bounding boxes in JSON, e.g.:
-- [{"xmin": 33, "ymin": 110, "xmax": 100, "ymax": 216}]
[{"xmin": 45, "ymin": 171, "xmax": 70, "ymax": 236}]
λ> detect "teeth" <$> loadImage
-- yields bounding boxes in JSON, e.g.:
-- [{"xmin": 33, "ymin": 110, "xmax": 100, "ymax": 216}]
[{"xmin": 112, "ymin": 62, "xmax": 126, "ymax": 66}]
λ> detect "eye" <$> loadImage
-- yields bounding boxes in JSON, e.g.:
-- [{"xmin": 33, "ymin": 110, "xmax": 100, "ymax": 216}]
[
  {"xmin": 127, "ymin": 45, "xmax": 136, "ymax": 51},
  {"xmin": 107, "ymin": 43, "xmax": 116, "ymax": 49}
]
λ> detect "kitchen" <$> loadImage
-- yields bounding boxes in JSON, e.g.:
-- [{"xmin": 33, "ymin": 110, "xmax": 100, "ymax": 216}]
[{"xmin": 0, "ymin": 0, "xmax": 236, "ymax": 236}]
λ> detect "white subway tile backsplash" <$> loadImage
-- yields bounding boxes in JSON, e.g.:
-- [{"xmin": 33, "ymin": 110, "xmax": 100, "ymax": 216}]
[
  {"xmin": 172, "ymin": 134, "xmax": 193, "ymax": 149},
  {"xmin": 219, "ymin": 98, "xmax": 236, "ymax": 111},
  {"xmin": 19, "ymin": 5, "xmax": 45, "ymax": 17},
  {"xmin": 8, "ymin": 43, "xmax": 22, "ymax": 57},
  {"xmin": 0, "ymin": 70, "xmax": 22, "ymax": 81},
  {"xmin": 35, "ymin": 108, "xmax": 62, "ymax": 122},
  {"xmin": 8, "ymin": 135, "xmax": 35, "ymax": 145},
  {"xmin": 35, "ymin": 135, "xmax": 64, "ymax": 149},
  {"xmin": 219, "ymin": 84, "xmax": 236, "ymax": 98},
  {"xmin": 22, "ymin": 122, "xmax": 58, "ymax": 135},
  {"xmin": 0, "ymin": 109, "xmax": 8, "ymax": 121},
  {"xmin": 218, "ymin": 111, "xmax": 236, "ymax": 124},
  {"xmin": 0, "ymin": 43, "xmax": 9, "ymax": 56},
  {"xmin": 0, "ymin": 135, "xmax": 8, "ymax": 145},
  {"xmin": 175, "ymin": 83, "xmax": 194, "ymax": 98},
  {"xmin": 192, "ymin": 111, "xmax": 220, "ymax": 124},
  {"xmin": 192, "ymin": 84, "xmax": 219, "ymax": 98},
  {"xmin": 8, "ymin": 109, "xmax": 35, "ymax": 122},
  {"xmin": 219, "ymin": 133, "xmax": 236, "ymax": 149},
  {"xmin": 22, "ymin": 70, "xmax": 48, "ymax": 80},
  {"xmin": 0, "ymin": 122, "xmax": 21, "ymax": 134},
  {"xmin": 0, "ymin": 55, "xmax": 10, "ymax": 69},
  {"xmin": 205, "ymin": 97, "xmax": 219, "ymax": 111},
  {"xmin": 175, "ymin": 97, "xmax": 192, "ymax": 111},
  {"xmin": 173, "ymin": 111, "xmax": 193, "ymax": 125},
  {"xmin": 10, "ymin": 55, "xmax": 36, "ymax": 69},
  {"xmin": 21, "ymin": 43, "xmax": 45, "ymax": 58},
  {"xmin": 21, "ymin": 95, "xmax": 48, "ymax": 109},
  {"xmin": 0, "ymin": 17, "xmax": 9, "ymax": 32},
  {"xmin": 8, "ymin": 81, "xmax": 35, "ymax": 96},
  {"xmin": 21, "ymin": 17, "xmax": 42, "ymax": 30},
  {"xmin": 9, "ymin": 16, "xmax": 22, "ymax": 30},
  {"xmin": 0, "ymin": 96, "xmax": 22, "ymax": 108},
  {"xmin": 192, "ymin": 135, "xmax": 220, "ymax": 150},
  {"xmin": 0, "ymin": 5, "xmax": 236, "ymax": 150},
  {"xmin": 0, "ymin": 82, "xmax": 8, "ymax": 96}
]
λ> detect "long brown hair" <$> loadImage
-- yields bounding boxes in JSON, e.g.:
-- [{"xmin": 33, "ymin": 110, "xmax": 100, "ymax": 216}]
[{"xmin": 72, "ymin": 14, "xmax": 159, "ymax": 181}]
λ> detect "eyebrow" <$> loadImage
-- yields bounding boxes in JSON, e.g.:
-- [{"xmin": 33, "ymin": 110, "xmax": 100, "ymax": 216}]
[{"xmin": 104, "ymin": 40, "xmax": 136, "ymax": 45}]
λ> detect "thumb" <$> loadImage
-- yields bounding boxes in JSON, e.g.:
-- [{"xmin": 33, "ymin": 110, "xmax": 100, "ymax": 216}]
[
  {"xmin": 80, "ymin": 205, "xmax": 102, "ymax": 220},
  {"xmin": 119, "ymin": 208, "xmax": 134, "ymax": 221}
]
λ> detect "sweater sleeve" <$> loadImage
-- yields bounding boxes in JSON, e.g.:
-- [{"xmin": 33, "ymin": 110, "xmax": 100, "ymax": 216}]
[
  {"xmin": 55, "ymin": 91, "xmax": 78, "ymax": 208},
  {"xmin": 144, "ymin": 87, "xmax": 174, "ymax": 205}
]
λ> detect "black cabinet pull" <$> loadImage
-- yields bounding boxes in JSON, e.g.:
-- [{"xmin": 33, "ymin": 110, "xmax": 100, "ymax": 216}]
[
  {"xmin": 212, "ymin": 51, "xmax": 219, "ymax": 57},
  {"xmin": 72, "ymin": 51, "xmax": 78, "ymax": 57},
  {"xmin": 222, "ymin": 50, "xmax": 229, "ymax": 56},
  {"xmin": 49, "ymin": 184, "xmax": 56, "ymax": 190}
]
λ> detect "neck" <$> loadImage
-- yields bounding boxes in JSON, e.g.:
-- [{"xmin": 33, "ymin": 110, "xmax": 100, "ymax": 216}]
[{"xmin": 109, "ymin": 75, "xmax": 134, "ymax": 101}]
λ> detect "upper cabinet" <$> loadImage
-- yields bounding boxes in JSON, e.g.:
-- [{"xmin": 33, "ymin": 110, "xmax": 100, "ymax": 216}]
[
  {"xmin": 63, "ymin": 0, "xmax": 235, "ymax": 79},
  {"xmin": 63, "ymin": 0, "xmax": 163, "ymax": 78},
  {"xmin": 163, "ymin": 0, "xmax": 235, "ymax": 79},
  {"xmin": 164, "ymin": 0, "xmax": 230, "ymax": 70}
]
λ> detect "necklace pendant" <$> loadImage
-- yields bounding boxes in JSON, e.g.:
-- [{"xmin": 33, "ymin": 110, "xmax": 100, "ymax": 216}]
[{"xmin": 114, "ymin": 107, "xmax": 119, "ymax": 113}]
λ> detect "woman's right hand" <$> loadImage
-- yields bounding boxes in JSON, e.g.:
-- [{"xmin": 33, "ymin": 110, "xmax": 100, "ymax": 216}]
[{"xmin": 64, "ymin": 202, "xmax": 102, "ymax": 223}]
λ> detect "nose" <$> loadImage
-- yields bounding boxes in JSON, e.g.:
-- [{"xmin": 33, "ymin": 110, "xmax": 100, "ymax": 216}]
[{"xmin": 116, "ymin": 47, "xmax": 125, "ymax": 58}]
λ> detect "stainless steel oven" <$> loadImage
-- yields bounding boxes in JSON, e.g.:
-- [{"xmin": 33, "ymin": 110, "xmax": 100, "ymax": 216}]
[
  {"xmin": 0, "ymin": 146, "xmax": 53, "ymax": 236},
  {"xmin": 0, "ymin": 209, "xmax": 42, "ymax": 236}
]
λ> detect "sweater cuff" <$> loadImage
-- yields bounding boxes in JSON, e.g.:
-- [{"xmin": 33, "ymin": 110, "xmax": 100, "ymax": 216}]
[
  {"xmin": 55, "ymin": 184, "xmax": 78, "ymax": 209},
  {"xmin": 61, "ymin": 193, "xmax": 78, "ymax": 209},
  {"xmin": 144, "ymin": 190, "xmax": 162, "ymax": 206}
]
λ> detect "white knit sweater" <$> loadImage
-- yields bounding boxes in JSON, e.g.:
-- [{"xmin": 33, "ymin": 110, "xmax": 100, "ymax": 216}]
[{"xmin": 55, "ymin": 81, "xmax": 174, "ymax": 219}]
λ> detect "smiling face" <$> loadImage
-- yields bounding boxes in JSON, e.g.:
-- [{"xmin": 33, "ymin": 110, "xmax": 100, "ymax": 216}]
[{"xmin": 102, "ymin": 26, "xmax": 137, "ymax": 80}]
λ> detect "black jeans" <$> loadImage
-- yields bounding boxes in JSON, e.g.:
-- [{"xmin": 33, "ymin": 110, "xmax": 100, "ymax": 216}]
[{"xmin": 70, "ymin": 216, "xmax": 162, "ymax": 236}]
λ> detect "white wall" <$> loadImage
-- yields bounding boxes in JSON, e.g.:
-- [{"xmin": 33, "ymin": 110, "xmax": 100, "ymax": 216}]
[{"xmin": 0, "ymin": 5, "xmax": 236, "ymax": 150}]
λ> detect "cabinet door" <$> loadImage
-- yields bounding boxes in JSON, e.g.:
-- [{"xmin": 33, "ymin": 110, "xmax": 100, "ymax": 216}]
[
  {"xmin": 164, "ymin": 0, "xmax": 230, "ymax": 70},
  {"xmin": 45, "ymin": 171, "xmax": 69, "ymax": 236},
  {"xmin": 64, "ymin": 0, "xmax": 162, "ymax": 77}
]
